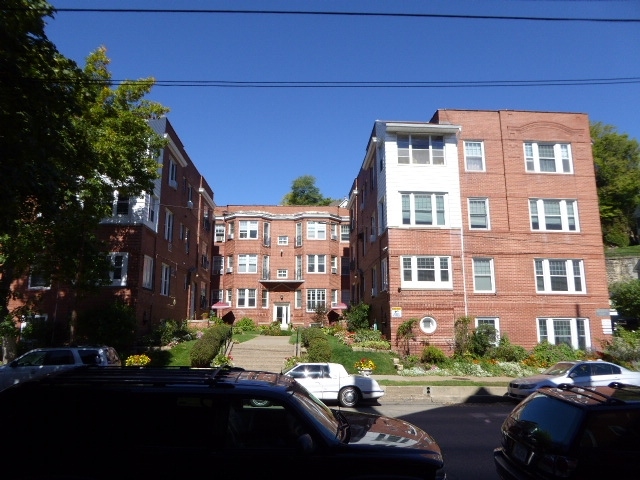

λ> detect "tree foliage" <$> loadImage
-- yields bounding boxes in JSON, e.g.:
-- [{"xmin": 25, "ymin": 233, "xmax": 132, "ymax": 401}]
[
  {"xmin": 0, "ymin": 1, "xmax": 169, "ymax": 342},
  {"xmin": 281, "ymin": 175, "xmax": 336, "ymax": 205},
  {"xmin": 609, "ymin": 279, "xmax": 640, "ymax": 321},
  {"xmin": 592, "ymin": 122, "xmax": 640, "ymax": 247}
]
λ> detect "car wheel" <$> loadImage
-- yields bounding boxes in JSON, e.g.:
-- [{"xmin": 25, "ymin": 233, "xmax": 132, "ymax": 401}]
[
  {"xmin": 249, "ymin": 399, "xmax": 272, "ymax": 407},
  {"xmin": 339, "ymin": 386, "xmax": 360, "ymax": 407}
]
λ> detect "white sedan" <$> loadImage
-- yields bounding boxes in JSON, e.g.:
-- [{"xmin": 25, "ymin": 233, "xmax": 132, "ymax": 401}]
[
  {"xmin": 507, "ymin": 360, "xmax": 640, "ymax": 399},
  {"xmin": 283, "ymin": 362, "xmax": 385, "ymax": 407}
]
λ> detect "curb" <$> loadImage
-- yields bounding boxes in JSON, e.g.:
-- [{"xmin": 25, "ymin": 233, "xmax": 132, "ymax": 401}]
[{"xmin": 380, "ymin": 385, "xmax": 514, "ymax": 404}]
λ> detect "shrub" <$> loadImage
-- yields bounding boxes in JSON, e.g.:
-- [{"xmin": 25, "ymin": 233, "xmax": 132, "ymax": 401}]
[
  {"xmin": 353, "ymin": 328, "xmax": 384, "ymax": 343},
  {"xmin": 526, "ymin": 341, "xmax": 585, "ymax": 368},
  {"xmin": 489, "ymin": 335, "xmax": 528, "ymax": 362},
  {"xmin": 469, "ymin": 324, "xmax": 498, "ymax": 357},
  {"xmin": 300, "ymin": 326, "xmax": 327, "ymax": 347},
  {"xmin": 189, "ymin": 324, "xmax": 232, "ymax": 367},
  {"xmin": 307, "ymin": 337, "xmax": 331, "ymax": 362},
  {"xmin": 75, "ymin": 300, "xmax": 137, "ymax": 353},
  {"xmin": 260, "ymin": 321, "xmax": 290, "ymax": 336},
  {"xmin": 601, "ymin": 328, "xmax": 640, "ymax": 366},
  {"xmin": 396, "ymin": 318, "xmax": 417, "ymax": 356},
  {"xmin": 453, "ymin": 316, "xmax": 473, "ymax": 357},
  {"xmin": 125, "ymin": 354, "xmax": 151, "ymax": 367},
  {"xmin": 356, "ymin": 340, "xmax": 391, "ymax": 350},
  {"xmin": 233, "ymin": 317, "xmax": 257, "ymax": 334},
  {"xmin": 343, "ymin": 302, "xmax": 370, "ymax": 331},
  {"xmin": 421, "ymin": 345, "xmax": 449, "ymax": 365}
]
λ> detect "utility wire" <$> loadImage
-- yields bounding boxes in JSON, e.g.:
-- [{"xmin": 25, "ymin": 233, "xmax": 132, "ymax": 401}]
[{"xmin": 47, "ymin": 8, "xmax": 640, "ymax": 23}]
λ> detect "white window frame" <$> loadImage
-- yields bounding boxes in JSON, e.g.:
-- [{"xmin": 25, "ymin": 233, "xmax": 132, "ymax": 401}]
[
  {"xmin": 27, "ymin": 267, "xmax": 50, "ymax": 290},
  {"xmin": 277, "ymin": 269, "xmax": 288, "ymax": 279},
  {"xmin": 468, "ymin": 198, "xmax": 490, "ymax": 230},
  {"xmin": 295, "ymin": 290, "xmax": 302, "ymax": 309},
  {"xmin": 307, "ymin": 221, "xmax": 327, "ymax": 240},
  {"xmin": 168, "ymin": 157, "xmax": 178, "ymax": 188},
  {"xmin": 537, "ymin": 318, "xmax": 590, "ymax": 350},
  {"xmin": 472, "ymin": 257, "xmax": 495, "ymax": 293},
  {"xmin": 160, "ymin": 264, "xmax": 171, "ymax": 296},
  {"xmin": 381, "ymin": 257, "xmax": 388, "ymax": 291},
  {"xmin": 278, "ymin": 236, "xmax": 289, "ymax": 246},
  {"xmin": 401, "ymin": 192, "xmax": 447, "ymax": 227},
  {"xmin": 529, "ymin": 199, "xmax": 579, "ymax": 232},
  {"xmin": 419, "ymin": 316, "xmax": 438, "ymax": 334},
  {"xmin": 142, "ymin": 255, "xmax": 153, "ymax": 289},
  {"xmin": 238, "ymin": 254, "xmax": 258, "ymax": 273},
  {"xmin": 114, "ymin": 193, "xmax": 130, "ymax": 216},
  {"xmin": 524, "ymin": 142, "xmax": 573, "ymax": 173},
  {"xmin": 464, "ymin": 140, "xmax": 485, "ymax": 171},
  {"xmin": 237, "ymin": 288, "xmax": 257, "ymax": 308},
  {"xmin": 107, "ymin": 252, "xmax": 128, "ymax": 287},
  {"xmin": 475, "ymin": 317, "xmax": 500, "ymax": 344},
  {"xmin": 215, "ymin": 225, "xmax": 225, "ymax": 243},
  {"xmin": 341, "ymin": 224, "xmax": 350, "ymax": 242},
  {"xmin": 535, "ymin": 258, "xmax": 585, "ymax": 294},
  {"xmin": 164, "ymin": 209, "xmax": 174, "ymax": 242},
  {"xmin": 306, "ymin": 289, "xmax": 326, "ymax": 312},
  {"xmin": 261, "ymin": 289, "xmax": 268, "ymax": 308},
  {"xmin": 239, "ymin": 220, "xmax": 259, "ymax": 239},
  {"xmin": 397, "ymin": 134, "xmax": 445, "ymax": 165},
  {"xmin": 400, "ymin": 255, "xmax": 452, "ymax": 289},
  {"xmin": 307, "ymin": 254, "xmax": 326, "ymax": 274}
]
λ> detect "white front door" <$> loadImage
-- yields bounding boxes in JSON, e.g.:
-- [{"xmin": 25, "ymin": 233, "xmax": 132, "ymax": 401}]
[{"xmin": 274, "ymin": 303, "xmax": 290, "ymax": 329}]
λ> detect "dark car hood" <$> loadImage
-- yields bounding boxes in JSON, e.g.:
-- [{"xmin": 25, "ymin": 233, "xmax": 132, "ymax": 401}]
[{"xmin": 340, "ymin": 410, "xmax": 443, "ymax": 457}]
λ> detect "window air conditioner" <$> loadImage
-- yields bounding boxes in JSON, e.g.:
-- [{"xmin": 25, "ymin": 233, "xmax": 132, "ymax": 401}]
[{"xmin": 226, "ymin": 267, "xmax": 233, "ymax": 273}]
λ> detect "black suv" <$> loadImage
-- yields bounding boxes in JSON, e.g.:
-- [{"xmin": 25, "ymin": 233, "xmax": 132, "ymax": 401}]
[
  {"xmin": 0, "ymin": 366, "xmax": 445, "ymax": 480},
  {"xmin": 494, "ymin": 382, "xmax": 640, "ymax": 479}
]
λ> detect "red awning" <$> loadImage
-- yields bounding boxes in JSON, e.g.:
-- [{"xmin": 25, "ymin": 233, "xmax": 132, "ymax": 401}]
[
  {"xmin": 211, "ymin": 302, "xmax": 231, "ymax": 309},
  {"xmin": 332, "ymin": 303, "xmax": 348, "ymax": 310}
]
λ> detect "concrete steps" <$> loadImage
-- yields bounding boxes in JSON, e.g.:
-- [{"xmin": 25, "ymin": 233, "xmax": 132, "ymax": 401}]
[{"xmin": 229, "ymin": 335, "xmax": 296, "ymax": 373}]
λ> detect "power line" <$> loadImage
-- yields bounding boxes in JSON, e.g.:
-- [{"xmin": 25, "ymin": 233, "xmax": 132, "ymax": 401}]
[{"xmin": 47, "ymin": 8, "xmax": 640, "ymax": 23}]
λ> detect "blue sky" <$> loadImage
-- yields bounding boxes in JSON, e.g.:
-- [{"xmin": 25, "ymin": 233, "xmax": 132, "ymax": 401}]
[{"xmin": 45, "ymin": 0, "xmax": 640, "ymax": 206}]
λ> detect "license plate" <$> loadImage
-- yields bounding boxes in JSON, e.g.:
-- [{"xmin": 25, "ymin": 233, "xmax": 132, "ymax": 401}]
[{"xmin": 512, "ymin": 442, "xmax": 529, "ymax": 464}]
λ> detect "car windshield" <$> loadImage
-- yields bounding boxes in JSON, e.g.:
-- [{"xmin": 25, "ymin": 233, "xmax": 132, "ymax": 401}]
[
  {"xmin": 289, "ymin": 386, "xmax": 344, "ymax": 440},
  {"xmin": 542, "ymin": 362, "xmax": 575, "ymax": 376}
]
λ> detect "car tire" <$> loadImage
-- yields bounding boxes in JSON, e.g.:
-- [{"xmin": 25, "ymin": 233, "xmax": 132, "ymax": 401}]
[{"xmin": 339, "ymin": 386, "xmax": 360, "ymax": 407}]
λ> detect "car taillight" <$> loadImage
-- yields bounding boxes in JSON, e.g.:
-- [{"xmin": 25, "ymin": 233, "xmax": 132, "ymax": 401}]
[{"xmin": 537, "ymin": 453, "xmax": 578, "ymax": 478}]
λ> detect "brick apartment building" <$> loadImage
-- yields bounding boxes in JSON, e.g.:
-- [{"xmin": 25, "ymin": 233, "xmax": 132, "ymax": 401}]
[
  {"xmin": 8, "ymin": 109, "xmax": 614, "ymax": 356},
  {"xmin": 209, "ymin": 205, "xmax": 351, "ymax": 328},
  {"xmin": 8, "ymin": 118, "xmax": 216, "ymax": 339},
  {"xmin": 349, "ymin": 109, "xmax": 612, "ymax": 355}
]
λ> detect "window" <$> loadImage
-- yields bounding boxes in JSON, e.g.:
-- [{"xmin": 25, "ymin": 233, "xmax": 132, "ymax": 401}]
[
  {"xmin": 168, "ymin": 157, "xmax": 178, "ymax": 188},
  {"xmin": 307, "ymin": 221, "xmax": 326, "ymax": 240},
  {"xmin": 397, "ymin": 134, "xmax": 444, "ymax": 165},
  {"xmin": 212, "ymin": 289, "xmax": 223, "ymax": 303},
  {"xmin": 341, "ymin": 256, "xmax": 350, "ymax": 276},
  {"xmin": 237, "ymin": 288, "xmax": 257, "ymax": 308},
  {"xmin": 331, "ymin": 223, "xmax": 338, "ymax": 240},
  {"xmin": 464, "ymin": 141, "xmax": 485, "ymax": 171},
  {"xmin": 473, "ymin": 258, "xmax": 494, "ymax": 292},
  {"xmin": 419, "ymin": 316, "xmax": 437, "ymax": 334},
  {"xmin": 529, "ymin": 199, "xmax": 578, "ymax": 232},
  {"xmin": 535, "ymin": 259, "xmax": 585, "ymax": 293},
  {"xmin": 331, "ymin": 256, "xmax": 338, "ymax": 274},
  {"xmin": 381, "ymin": 257, "xmax": 388, "ymax": 291},
  {"xmin": 467, "ymin": 198, "xmax": 489, "ymax": 229},
  {"xmin": 341, "ymin": 224, "xmax": 350, "ymax": 242},
  {"xmin": 183, "ymin": 226, "xmax": 190, "ymax": 254},
  {"xmin": 164, "ymin": 210, "xmax": 174, "ymax": 242},
  {"xmin": 161, "ymin": 264, "xmax": 171, "ymax": 296},
  {"xmin": 476, "ymin": 317, "xmax": 500, "ymax": 344},
  {"xmin": 524, "ymin": 142, "xmax": 573, "ymax": 173},
  {"xmin": 142, "ymin": 255, "xmax": 153, "ymax": 289},
  {"xmin": 295, "ymin": 290, "xmax": 302, "ymax": 309},
  {"xmin": 401, "ymin": 255, "xmax": 452, "ymax": 289},
  {"xmin": 146, "ymin": 194, "xmax": 158, "ymax": 224},
  {"xmin": 537, "ymin": 318, "xmax": 590, "ymax": 350},
  {"xmin": 107, "ymin": 253, "xmax": 128, "ymax": 287},
  {"xmin": 238, "ymin": 254, "xmax": 258, "ymax": 273},
  {"xmin": 213, "ymin": 256, "xmax": 223, "ymax": 273},
  {"xmin": 307, "ymin": 254, "xmax": 326, "ymax": 273},
  {"xmin": 199, "ymin": 282, "xmax": 207, "ymax": 309},
  {"xmin": 296, "ymin": 222, "xmax": 302, "ymax": 246},
  {"xmin": 28, "ymin": 267, "xmax": 50, "ymax": 290},
  {"xmin": 277, "ymin": 269, "xmax": 288, "ymax": 279},
  {"xmin": 379, "ymin": 196, "xmax": 387, "ymax": 231},
  {"xmin": 402, "ymin": 193, "xmax": 446, "ymax": 226},
  {"xmin": 261, "ymin": 289, "xmax": 268, "ymax": 308},
  {"xmin": 215, "ymin": 225, "xmax": 225, "ymax": 243},
  {"xmin": 239, "ymin": 220, "xmax": 258, "ymax": 239},
  {"xmin": 278, "ymin": 236, "xmax": 289, "ymax": 246},
  {"xmin": 226, "ymin": 289, "xmax": 232, "ymax": 303},
  {"xmin": 115, "ymin": 194, "xmax": 129, "ymax": 216},
  {"xmin": 306, "ymin": 289, "xmax": 326, "ymax": 312}
]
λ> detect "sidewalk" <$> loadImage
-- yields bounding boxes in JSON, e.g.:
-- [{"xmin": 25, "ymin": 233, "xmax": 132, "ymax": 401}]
[{"xmin": 230, "ymin": 335, "xmax": 515, "ymax": 404}]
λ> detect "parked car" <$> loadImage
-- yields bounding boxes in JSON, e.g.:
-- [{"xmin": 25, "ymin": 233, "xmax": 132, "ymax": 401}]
[
  {"xmin": 494, "ymin": 382, "xmax": 640, "ymax": 479},
  {"xmin": 506, "ymin": 360, "xmax": 640, "ymax": 399},
  {"xmin": 283, "ymin": 362, "xmax": 385, "ymax": 407},
  {"xmin": 0, "ymin": 346, "xmax": 121, "ymax": 391},
  {"xmin": 0, "ymin": 366, "xmax": 445, "ymax": 480}
]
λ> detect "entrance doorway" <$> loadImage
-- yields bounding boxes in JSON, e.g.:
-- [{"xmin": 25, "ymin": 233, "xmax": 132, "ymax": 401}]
[{"xmin": 274, "ymin": 303, "xmax": 290, "ymax": 330}]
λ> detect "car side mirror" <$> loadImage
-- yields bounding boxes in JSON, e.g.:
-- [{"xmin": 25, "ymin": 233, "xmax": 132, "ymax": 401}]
[{"xmin": 297, "ymin": 433, "xmax": 314, "ymax": 454}]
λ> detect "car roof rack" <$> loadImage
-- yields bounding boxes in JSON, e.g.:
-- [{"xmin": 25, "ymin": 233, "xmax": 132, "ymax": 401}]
[
  {"xmin": 549, "ymin": 382, "xmax": 638, "ymax": 405},
  {"xmin": 35, "ymin": 365, "xmax": 249, "ymax": 388}
]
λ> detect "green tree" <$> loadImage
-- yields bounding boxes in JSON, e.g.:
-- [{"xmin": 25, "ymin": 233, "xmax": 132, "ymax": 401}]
[
  {"xmin": 281, "ymin": 175, "xmax": 335, "ymax": 205},
  {"xmin": 591, "ymin": 122, "xmax": 640, "ymax": 247},
  {"xmin": 609, "ymin": 279, "xmax": 640, "ymax": 322},
  {"xmin": 0, "ymin": 1, "xmax": 169, "ymax": 347}
]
